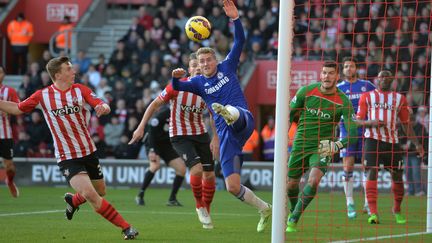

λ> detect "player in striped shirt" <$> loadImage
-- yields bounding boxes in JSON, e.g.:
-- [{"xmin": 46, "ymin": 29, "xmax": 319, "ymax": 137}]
[
  {"xmin": 337, "ymin": 57, "xmax": 376, "ymax": 219},
  {"xmin": 129, "ymin": 53, "xmax": 219, "ymax": 229},
  {"xmin": 286, "ymin": 61, "xmax": 358, "ymax": 232},
  {"xmin": 356, "ymin": 70, "xmax": 424, "ymax": 225},
  {"xmin": 171, "ymin": 0, "xmax": 272, "ymax": 233},
  {"xmin": 0, "ymin": 65, "xmax": 20, "ymax": 197},
  {"xmin": 0, "ymin": 57, "xmax": 138, "ymax": 240}
]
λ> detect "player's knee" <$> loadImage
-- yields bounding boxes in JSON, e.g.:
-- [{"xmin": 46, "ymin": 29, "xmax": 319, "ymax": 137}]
[
  {"xmin": 226, "ymin": 183, "xmax": 241, "ymax": 195},
  {"xmin": 202, "ymin": 171, "xmax": 215, "ymax": 180},
  {"xmin": 343, "ymin": 170, "xmax": 353, "ymax": 181},
  {"xmin": 149, "ymin": 162, "xmax": 161, "ymax": 172},
  {"xmin": 307, "ymin": 177, "xmax": 320, "ymax": 188}
]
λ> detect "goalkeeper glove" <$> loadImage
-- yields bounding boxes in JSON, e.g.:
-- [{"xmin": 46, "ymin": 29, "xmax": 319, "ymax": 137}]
[{"xmin": 319, "ymin": 140, "xmax": 343, "ymax": 157}]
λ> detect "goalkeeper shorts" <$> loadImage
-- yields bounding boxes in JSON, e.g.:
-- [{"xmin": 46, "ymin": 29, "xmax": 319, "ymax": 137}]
[{"xmin": 288, "ymin": 150, "xmax": 331, "ymax": 179}]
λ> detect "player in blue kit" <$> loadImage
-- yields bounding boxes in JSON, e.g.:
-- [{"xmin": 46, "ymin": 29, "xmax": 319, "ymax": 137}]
[
  {"xmin": 337, "ymin": 57, "xmax": 376, "ymax": 219},
  {"xmin": 171, "ymin": 0, "xmax": 271, "ymax": 233}
]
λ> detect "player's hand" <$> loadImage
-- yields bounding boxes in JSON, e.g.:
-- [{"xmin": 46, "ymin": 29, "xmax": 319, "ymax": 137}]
[
  {"xmin": 172, "ymin": 68, "xmax": 186, "ymax": 78},
  {"xmin": 128, "ymin": 127, "xmax": 144, "ymax": 144},
  {"xmin": 95, "ymin": 103, "xmax": 110, "ymax": 117},
  {"xmin": 415, "ymin": 144, "xmax": 424, "ymax": 158},
  {"xmin": 318, "ymin": 140, "xmax": 343, "ymax": 157},
  {"xmin": 210, "ymin": 135, "xmax": 220, "ymax": 160},
  {"xmin": 223, "ymin": 0, "xmax": 239, "ymax": 20}
]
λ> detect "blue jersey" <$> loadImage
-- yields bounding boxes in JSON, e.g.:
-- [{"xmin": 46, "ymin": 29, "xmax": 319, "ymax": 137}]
[
  {"xmin": 337, "ymin": 79, "xmax": 376, "ymax": 137},
  {"xmin": 173, "ymin": 19, "xmax": 252, "ymax": 176}
]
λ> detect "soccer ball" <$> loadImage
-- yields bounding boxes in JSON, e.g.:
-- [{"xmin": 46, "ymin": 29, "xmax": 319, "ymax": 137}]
[{"xmin": 185, "ymin": 16, "xmax": 212, "ymax": 42}]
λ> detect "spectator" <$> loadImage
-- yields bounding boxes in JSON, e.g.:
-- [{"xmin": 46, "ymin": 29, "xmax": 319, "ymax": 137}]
[
  {"xmin": 92, "ymin": 134, "xmax": 107, "ymax": 159},
  {"xmin": 104, "ymin": 115, "xmax": 124, "ymax": 152},
  {"xmin": 87, "ymin": 64, "xmax": 102, "ymax": 88},
  {"xmin": 242, "ymin": 129, "xmax": 259, "ymax": 161},
  {"xmin": 73, "ymin": 50, "xmax": 92, "ymax": 74},
  {"xmin": 7, "ymin": 13, "xmax": 34, "ymax": 74},
  {"xmin": 401, "ymin": 115, "xmax": 427, "ymax": 196},
  {"xmin": 38, "ymin": 50, "xmax": 52, "ymax": 71},
  {"xmin": 26, "ymin": 111, "xmax": 51, "ymax": 151},
  {"xmin": 13, "ymin": 131, "xmax": 33, "ymax": 157},
  {"xmin": 55, "ymin": 16, "xmax": 73, "ymax": 53},
  {"xmin": 261, "ymin": 116, "xmax": 275, "ymax": 161},
  {"xmin": 137, "ymin": 5, "xmax": 154, "ymax": 30}
]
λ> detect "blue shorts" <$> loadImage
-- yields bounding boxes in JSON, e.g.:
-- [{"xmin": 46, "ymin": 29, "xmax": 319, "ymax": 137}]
[
  {"xmin": 340, "ymin": 139, "xmax": 363, "ymax": 159},
  {"xmin": 220, "ymin": 107, "xmax": 254, "ymax": 178}
]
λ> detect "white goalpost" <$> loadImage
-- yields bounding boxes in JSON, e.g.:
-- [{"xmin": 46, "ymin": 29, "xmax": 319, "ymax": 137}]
[
  {"xmin": 427, "ymin": 52, "xmax": 432, "ymax": 233},
  {"xmin": 271, "ymin": 0, "xmax": 295, "ymax": 242}
]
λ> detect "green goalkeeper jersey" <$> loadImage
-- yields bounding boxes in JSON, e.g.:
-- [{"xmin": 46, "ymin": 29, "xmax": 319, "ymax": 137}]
[{"xmin": 290, "ymin": 82, "xmax": 357, "ymax": 152}]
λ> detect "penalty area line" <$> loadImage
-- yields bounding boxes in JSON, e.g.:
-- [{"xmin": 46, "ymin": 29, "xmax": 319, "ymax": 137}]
[
  {"xmin": 329, "ymin": 231, "xmax": 431, "ymax": 243},
  {"xmin": 0, "ymin": 210, "xmax": 63, "ymax": 217}
]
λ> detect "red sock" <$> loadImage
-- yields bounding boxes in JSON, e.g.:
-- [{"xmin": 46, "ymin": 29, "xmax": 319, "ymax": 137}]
[
  {"xmin": 366, "ymin": 180, "xmax": 378, "ymax": 214},
  {"xmin": 190, "ymin": 175, "xmax": 203, "ymax": 208},
  {"xmin": 202, "ymin": 177, "xmax": 216, "ymax": 213},
  {"xmin": 72, "ymin": 193, "xmax": 87, "ymax": 207},
  {"xmin": 392, "ymin": 181, "xmax": 404, "ymax": 213},
  {"xmin": 6, "ymin": 170, "xmax": 15, "ymax": 182},
  {"xmin": 96, "ymin": 198, "xmax": 130, "ymax": 230}
]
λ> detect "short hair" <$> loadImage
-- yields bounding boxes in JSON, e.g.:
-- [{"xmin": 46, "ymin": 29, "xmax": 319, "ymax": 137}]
[
  {"xmin": 189, "ymin": 52, "xmax": 197, "ymax": 60},
  {"xmin": 378, "ymin": 70, "xmax": 393, "ymax": 77},
  {"xmin": 46, "ymin": 56, "xmax": 71, "ymax": 81},
  {"xmin": 196, "ymin": 47, "xmax": 216, "ymax": 58},
  {"xmin": 342, "ymin": 57, "xmax": 357, "ymax": 66},
  {"xmin": 322, "ymin": 60, "xmax": 338, "ymax": 72}
]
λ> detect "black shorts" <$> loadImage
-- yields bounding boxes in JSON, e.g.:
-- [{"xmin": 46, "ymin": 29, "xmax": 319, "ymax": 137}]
[
  {"xmin": 149, "ymin": 140, "xmax": 179, "ymax": 165},
  {"xmin": 58, "ymin": 153, "xmax": 104, "ymax": 182},
  {"xmin": 363, "ymin": 138, "xmax": 404, "ymax": 172},
  {"xmin": 0, "ymin": 139, "xmax": 13, "ymax": 159},
  {"xmin": 170, "ymin": 134, "xmax": 214, "ymax": 171}
]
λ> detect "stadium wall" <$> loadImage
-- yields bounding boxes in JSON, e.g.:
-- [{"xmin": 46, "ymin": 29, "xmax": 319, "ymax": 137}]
[{"xmin": 1, "ymin": 159, "xmax": 426, "ymax": 192}]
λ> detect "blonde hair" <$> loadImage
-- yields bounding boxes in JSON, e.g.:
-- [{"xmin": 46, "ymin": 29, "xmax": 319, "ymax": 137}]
[
  {"xmin": 196, "ymin": 47, "xmax": 216, "ymax": 59},
  {"xmin": 46, "ymin": 56, "xmax": 70, "ymax": 82}
]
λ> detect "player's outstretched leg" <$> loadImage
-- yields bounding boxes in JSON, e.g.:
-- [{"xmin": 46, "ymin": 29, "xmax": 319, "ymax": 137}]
[
  {"xmin": 211, "ymin": 103, "xmax": 239, "ymax": 125},
  {"xmin": 257, "ymin": 203, "xmax": 272, "ymax": 233},
  {"xmin": 343, "ymin": 170, "xmax": 356, "ymax": 219}
]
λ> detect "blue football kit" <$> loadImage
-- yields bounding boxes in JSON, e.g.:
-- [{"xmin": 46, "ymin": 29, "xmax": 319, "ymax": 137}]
[
  {"xmin": 337, "ymin": 79, "xmax": 376, "ymax": 158},
  {"xmin": 172, "ymin": 19, "xmax": 253, "ymax": 177}
]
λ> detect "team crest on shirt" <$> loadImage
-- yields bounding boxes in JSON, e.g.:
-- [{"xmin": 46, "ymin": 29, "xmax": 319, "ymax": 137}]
[
  {"xmin": 361, "ymin": 86, "xmax": 366, "ymax": 92},
  {"xmin": 72, "ymin": 97, "xmax": 79, "ymax": 105},
  {"xmin": 217, "ymin": 72, "xmax": 224, "ymax": 79}
]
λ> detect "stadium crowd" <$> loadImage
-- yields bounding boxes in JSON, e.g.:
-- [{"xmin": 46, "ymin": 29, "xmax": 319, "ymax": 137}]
[{"xmin": 5, "ymin": 0, "xmax": 431, "ymax": 162}]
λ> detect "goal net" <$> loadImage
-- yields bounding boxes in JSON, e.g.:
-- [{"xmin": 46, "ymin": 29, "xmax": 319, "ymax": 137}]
[{"xmin": 284, "ymin": 0, "xmax": 432, "ymax": 242}]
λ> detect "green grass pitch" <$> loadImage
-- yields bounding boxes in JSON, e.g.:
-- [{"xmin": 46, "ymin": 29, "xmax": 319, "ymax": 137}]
[{"xmin": 0, "ymin": 186, "xmax": 431, "ymax": 242}]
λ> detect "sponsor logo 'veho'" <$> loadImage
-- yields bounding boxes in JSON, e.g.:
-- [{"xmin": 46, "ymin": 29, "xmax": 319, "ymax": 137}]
[{"xmin": 51, "ymin": 105, "xmax": 81, "ymax": 116}]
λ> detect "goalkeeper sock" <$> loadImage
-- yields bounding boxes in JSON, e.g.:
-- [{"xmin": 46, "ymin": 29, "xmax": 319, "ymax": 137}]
[
  {"xmin": 292, "ymin": 184, "xmax": 316, "ymax": 221},
  {"xmin": 202, "ymin": 177, "xmax": 216, "ymax": 213},
  {"xmin": 392, "ymin": 181, "xmax": 404, "ymax": 213},
  {"xmin": 169, "ymin": 175, "xmax": 184, "ymax": 201},
  {"xmin": 343, "ymin": 171, "xmax": 354, "ymax": 205},
  {"xmin": 190, "ymin": 175, "xmax": 203, "ymax": 208},
  {"xmin": 366, "ymin": 180, "xmax": 378, "ymax": 214},
  {"xmin": 96, "ymin": 198, "xmax": 130, "ymax": 230},
  {"xmin": 236, "ymin": 184, "xmax": 268, "ymax": 211},
  {"xmin": 288, "ymin": 186, "xmax": 300, "ymax": 213},
  {"xmin": 139, "ymin": 170, "xmax": 155, "ymax": 197},
  {"xmin": 72, "ymin": 193, "xmax": 87, "ymax": 207}
]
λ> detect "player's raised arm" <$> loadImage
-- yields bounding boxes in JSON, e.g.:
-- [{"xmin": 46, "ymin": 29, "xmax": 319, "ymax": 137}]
[
  {"xmin": 171, "ymin": 68, "xmax": 199, "ymax": 93},
  {"xmin": 129, "ymin": 98, "xmax": 164, "ymax": 144},
  {"xmin": 223, "ymin": 0, "xmax": 245, "ymax": 68}
]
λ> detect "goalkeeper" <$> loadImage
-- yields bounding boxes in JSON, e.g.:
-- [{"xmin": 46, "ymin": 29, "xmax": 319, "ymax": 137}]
[{"xmin": 286, "ymin": 61, "xmax": 358, "ymax": 232}]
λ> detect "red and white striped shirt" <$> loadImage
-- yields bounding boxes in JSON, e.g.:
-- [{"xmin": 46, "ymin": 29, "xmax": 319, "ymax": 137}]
[
  {"xmin": 357, "ymin": 90, "xmax": 410, "ymax": 144},
  {"xmin": 0, "ymin": 85, "xmax": 20, "ymax": 139},
  {"xmin": 159, "ymin": 82, "xmax": 207, "ymax": 137},
  {"xmin": 18, "ymin": 84, "xmax": 104, "ymax": 162}
]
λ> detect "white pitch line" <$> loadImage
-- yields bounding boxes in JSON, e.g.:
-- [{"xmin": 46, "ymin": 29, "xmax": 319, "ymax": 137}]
[
  {"xmin": 0, "ymin": 210, "xmax": 63, "ymax": 217},
  {"xmin": 329, "ymin": 231, "xmax": 431, "ymax": 243}
]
